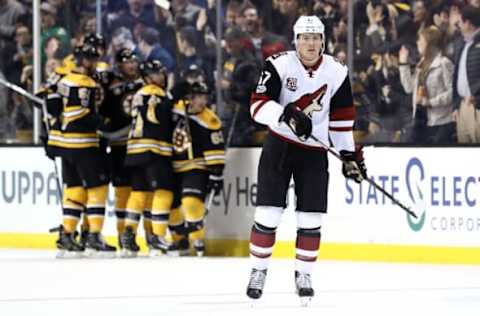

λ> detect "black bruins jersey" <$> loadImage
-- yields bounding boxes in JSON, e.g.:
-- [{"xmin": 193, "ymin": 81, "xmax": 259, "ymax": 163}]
[
  {"xmin": 99, "ymin": 71, "xmax": 144, "ymax": 146},
  {"xmin": 125, "ymin": 84, "xmax": 173, "ymax": 166},
  {"xmin": 47, "ymin": 70, "xmax": 101, "ymax": 152},
  {"xmin": 42, "ymin": 57, "xmax": 110, "ymax": 155},
  {"xmin": 171, "ymin": 100, "xmax": 225, "ymax": 173}
]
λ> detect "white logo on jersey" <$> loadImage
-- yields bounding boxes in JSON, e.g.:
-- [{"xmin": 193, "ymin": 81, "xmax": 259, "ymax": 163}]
[{"xmin": 256, "ymin": 70, "xmax": 271, "ymax": 94}]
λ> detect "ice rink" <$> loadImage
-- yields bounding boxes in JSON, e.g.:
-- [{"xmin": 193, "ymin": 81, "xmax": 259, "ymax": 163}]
[{"xmin": 0, "ymin": 250, "xmax": 479, "ymax": 316}]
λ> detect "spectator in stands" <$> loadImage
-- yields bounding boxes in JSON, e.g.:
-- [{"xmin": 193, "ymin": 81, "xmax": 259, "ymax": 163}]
[
  {"xmin": 72, "ymin": 14, "xmax": 97, "ymax": 48},
  {"xmin": 225, "ymin": 1, "xmax": 242, "ymax": 28},
  {"xmin": 108, "ymin": 27, "xmax": 139, "ymax": 64},
  {"xmin": 452, "ymin": 6, "xmax": 480, "ymax": 143},
  {"xmin": 109, "ymin": 0, "xmax": 156, "ymax": 32},
  {"xmin": 0, "ymin": 0, "xmax": 26, "ymax": 73},
  {"xmin": 138, "ymin": 27, "xmax": 175, "ymax": 73},
  {"xmin": 220, "ymin": 26, "xmax": 261, "ymax": 146},
  {"xmin": 270, "ymin": 0, "xmax": 300, "ymax": 42},
  {"xmin": 3, "ymin": 24, "xmax": 31, "ymax": 85},
  {"xmin": 175, "ymin": 25, "xmax": 212, "ymax": 85},
  {"xmin": 152, "ymin": 1, "xmax": 177, "ymax": 58},
  {"xmin": 364, "ymin": 42, "xmax": 410, "ymax": 143},
  {"xmin": 0, "ymin": 70, "xmax": 8, "ymax": 141},
  {"xmin": 242, "ymin": 3, "xmax": 288, "ymax": 58},
  {"xmin": 399, "ymin": 26, "xmax": 456, "ymax": 144},
  {"xmin": 171, "ymin": 0, "xmax": 203, "ymax": 28},
  {"xmin": 40, "ymin": 1, "xmax": 70, "ymax": 65},
  {"xmin": 412, "ymin": 0, "xmax": 432, "ymax": 32}
]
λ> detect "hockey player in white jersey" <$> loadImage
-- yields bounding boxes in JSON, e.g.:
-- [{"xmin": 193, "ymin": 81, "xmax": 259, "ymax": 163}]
[{"xmin": 246, "ymin": 15, "xmax": 367, "ymax": 304}]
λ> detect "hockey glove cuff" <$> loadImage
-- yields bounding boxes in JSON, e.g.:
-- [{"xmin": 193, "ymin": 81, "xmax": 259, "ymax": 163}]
[
  {"xmin": 340, "ymin": 146, "xmax": 367, "ymax": 183},
  {"xmin": 279, "ymin": 103, "xmax": 312, "ymax": 141}
]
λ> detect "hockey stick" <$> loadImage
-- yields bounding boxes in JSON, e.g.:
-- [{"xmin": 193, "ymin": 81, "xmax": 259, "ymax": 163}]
[
  {"xmin": 226, "ymin": 102, "xmax": 240, "ymax": 148},
  {"xmin": 309, "ymin": 135, "xmax": 417, "ymax": 218},
  {"xmin": 0, "ymin": 77, "xmax": 63, "ymax": 203}
]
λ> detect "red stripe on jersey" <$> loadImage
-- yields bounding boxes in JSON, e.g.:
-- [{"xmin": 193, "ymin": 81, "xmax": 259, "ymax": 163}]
[
  {"xmin": 329, "ymin": 126, "xmax": 353, "ymax": 132},
  {"xmin": 252, "ymin": 100, "xmax": 268, "ymax": 118},
  {"xmin": 330, "ymin": 106, "xmax": 355, "ymax": 121},
  {"xmin": 250, "ymin": 93, "xmax": 270, "ymax": 104},
  {"xmin": 296, "ymin": 235, "xmax": 320, "ymax": 251},
  {"xmin": 250, "ymin": 93, "xmax": 270, "ymax": 119},
  {"xmin": 250, "ymin": 228, "xmax": 276, "ymax": 248}
]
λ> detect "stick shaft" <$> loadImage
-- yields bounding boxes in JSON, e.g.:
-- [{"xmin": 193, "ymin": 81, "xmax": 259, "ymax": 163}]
[
  {"xmin": 310, "ymin": 135, "xmax": 417, "ymax": 218},
  {"xmin": 0, "ymin": 76, "xmax": 44, "ymax": 105}
]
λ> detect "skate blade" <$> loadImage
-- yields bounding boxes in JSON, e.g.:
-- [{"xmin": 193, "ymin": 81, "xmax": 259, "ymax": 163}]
[
  {"xmin": 179, "ymin": 250, "xmax": 190, "ymax": 256},
  {"xmin": 85, "ymin": 249, "xmax": 116, "ymax": 259},
  {"xmin": 299, "ymin": 296, "xmax": 312, "ymax": 307},
  {"xmin": 149, "ymin": 249, "xmax": 164, "ymax": 257},
  {"xmin": 167, "ymin": 250, "xmax": 180, "ymax": 257},
  {"xmin": 56, "ymin": 250, "xmax": 83, "ymax": 259},
  {"xmin": 195, "ymin": 250, "xmax": 204, "ymax": 257},
  {"xmin": 119, "ymin": 249, "xmax": 138, "ymax": 258}
]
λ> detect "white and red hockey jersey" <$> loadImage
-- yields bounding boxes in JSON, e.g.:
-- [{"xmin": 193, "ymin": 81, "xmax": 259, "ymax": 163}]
[{"xmin": 250, "ymin": 50, "xmax": 355, "ymax": 152}]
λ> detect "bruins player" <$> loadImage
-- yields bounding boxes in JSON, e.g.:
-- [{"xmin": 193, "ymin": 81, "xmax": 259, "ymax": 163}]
[
  {"xmin": 46, "ymin": 42, "xmax": 116, "ymax": 257},
  {"xmin": 120, "ymin": 60, "xmax": 178, "ymax": 257},
  {"xmin": 98, "ymin": 48, "xmax": 146, "ymax": 249},
  {"xmin": 171, "ymin": 82, "xmax": 225, "ymax": 256},
  {"xmin": 39, "ymin": 33, "xmax": 106, "ymax": 160}
]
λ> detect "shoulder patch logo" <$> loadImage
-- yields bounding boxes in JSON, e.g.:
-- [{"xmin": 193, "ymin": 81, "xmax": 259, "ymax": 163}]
[{"xmin": 286, "ymin": 77, "xmax": 298, "ymax": 91}]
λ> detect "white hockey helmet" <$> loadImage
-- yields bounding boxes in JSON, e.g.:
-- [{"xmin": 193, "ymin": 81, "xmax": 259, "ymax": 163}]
[{"xmin": 293, "ymin": 15, "xmax": 325, "ymax": 54}]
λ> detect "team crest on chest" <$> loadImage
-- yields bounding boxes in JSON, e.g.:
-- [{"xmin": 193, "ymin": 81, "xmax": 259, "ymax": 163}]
[{"xmin": 286, "ymin": 77, "xmax": 298, "ymax": 91}]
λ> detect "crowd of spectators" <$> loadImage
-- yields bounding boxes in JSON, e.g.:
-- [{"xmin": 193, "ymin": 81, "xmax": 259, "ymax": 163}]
[{"xmin": 0, "ymin": 0, "xmax": 479, "ymax": 146}]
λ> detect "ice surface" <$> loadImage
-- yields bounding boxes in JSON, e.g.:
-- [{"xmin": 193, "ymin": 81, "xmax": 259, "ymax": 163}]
[{"xmin": 0, "ymin": 250, "xmax": 479, "ymax": 316}]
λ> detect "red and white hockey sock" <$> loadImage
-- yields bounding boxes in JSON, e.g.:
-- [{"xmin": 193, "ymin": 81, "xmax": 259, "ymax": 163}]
[
  {"xmin": 295, "ymin": 228, "xmax": 321, "ymax": 274},
  {"xmin": 249, "ymin": 222, "xmax": 276, "ymax": 270}
]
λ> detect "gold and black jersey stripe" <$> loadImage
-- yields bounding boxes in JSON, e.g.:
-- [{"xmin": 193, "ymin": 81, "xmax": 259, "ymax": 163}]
[
  {"xmin": 125, "ymin": 84, "xmax": 173, "ymax": 165},
  {"xmin": 172, "ymin": 100, "xmax": 225, "ymax": 173},
  {"xmin": 47, "ymin": 70, "xmax": 101, "ymax": 151}
]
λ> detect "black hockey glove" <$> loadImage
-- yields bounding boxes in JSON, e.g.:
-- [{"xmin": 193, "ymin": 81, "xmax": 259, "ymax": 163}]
[
  {"xmin": 279, "ymin": 103, "xmax": 312, "ymax": 141},
  {"xmin": 340, "ymin": 146, "xmax": 367, "ymax": 183},
  {"xmin": 170, "ymin": 81, "xmax": 191, "ymax": 103},
  {"xmin": 207, "ymin": 170, "xmax": 224, "ymax": 196},
  {"xmin": 40, "ymin": 134, "xmax": 55, "ymax": 160}
]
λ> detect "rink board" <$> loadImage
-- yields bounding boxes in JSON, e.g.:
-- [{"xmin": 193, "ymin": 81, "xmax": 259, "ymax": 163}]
[{"xmin": 0, "ymin": 146, "xmax": 480, "ymax": 264}]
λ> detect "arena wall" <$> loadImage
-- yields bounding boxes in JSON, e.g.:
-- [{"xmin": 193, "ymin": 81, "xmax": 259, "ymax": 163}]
[{"xmin": 1, "ymin": 146, "xmax": 479, "ymax": 264}]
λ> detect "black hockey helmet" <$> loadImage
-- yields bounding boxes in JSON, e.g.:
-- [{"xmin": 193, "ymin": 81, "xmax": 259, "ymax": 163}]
[
  {"xmin": 180, "ymin": 63, "xmax": 205, "ymax": 80},
  {"xmin": 139, "ymin": 59, "xmax": 166, "ymax": 77},
  {"xmin": 189, "ymin": 82, "xmax": 209, "ymax": 95},
  {"xmin": 84, "ymin": 32, "xmax": 106, "ymax": 50},
  {"xmin": 74, "ymin": 42, "xmax": 101, "ymax": 59},
  {"xmin": 115, "ymin": 48, "xmax": 138, "ymax": 63}
]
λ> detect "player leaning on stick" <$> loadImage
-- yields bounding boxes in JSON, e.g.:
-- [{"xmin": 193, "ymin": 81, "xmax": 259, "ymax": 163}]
[{"xmin": 246, "ymin": 15, "xmax": 367, "ymax": 304}]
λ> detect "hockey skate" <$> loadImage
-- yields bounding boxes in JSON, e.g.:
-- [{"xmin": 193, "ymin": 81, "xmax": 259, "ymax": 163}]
[
  {"xmin": 55, "ymin": 226, "xmax": 84, "ymax": 259},
  {"xmin": 246, "ymin": 268, "xmax": 267, "ymax": 300},
  {"xmin": 176, "ymin": 237, "xmax": 190, "ymax": 256},
  {"xmin": 149, "ymin": 235, "xmax": 179, "ymax": 257},
  {"xmin": 295, "ymin": 271, "xmax": 314, "ymax": 306},
  {"xmin": 79, "ymin": 230, "xmax": 88, "ymax": 249},
  {"xmin": 119, "ymin": 227, "xmax": 140, "ymax": 258},
  {"xmin": 192, "ymin": 239, "xmax": 205, "ymax": 257},
  {"xmin": 85, "ymin": 232, "xmax": 117, "ymax": 258}
]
